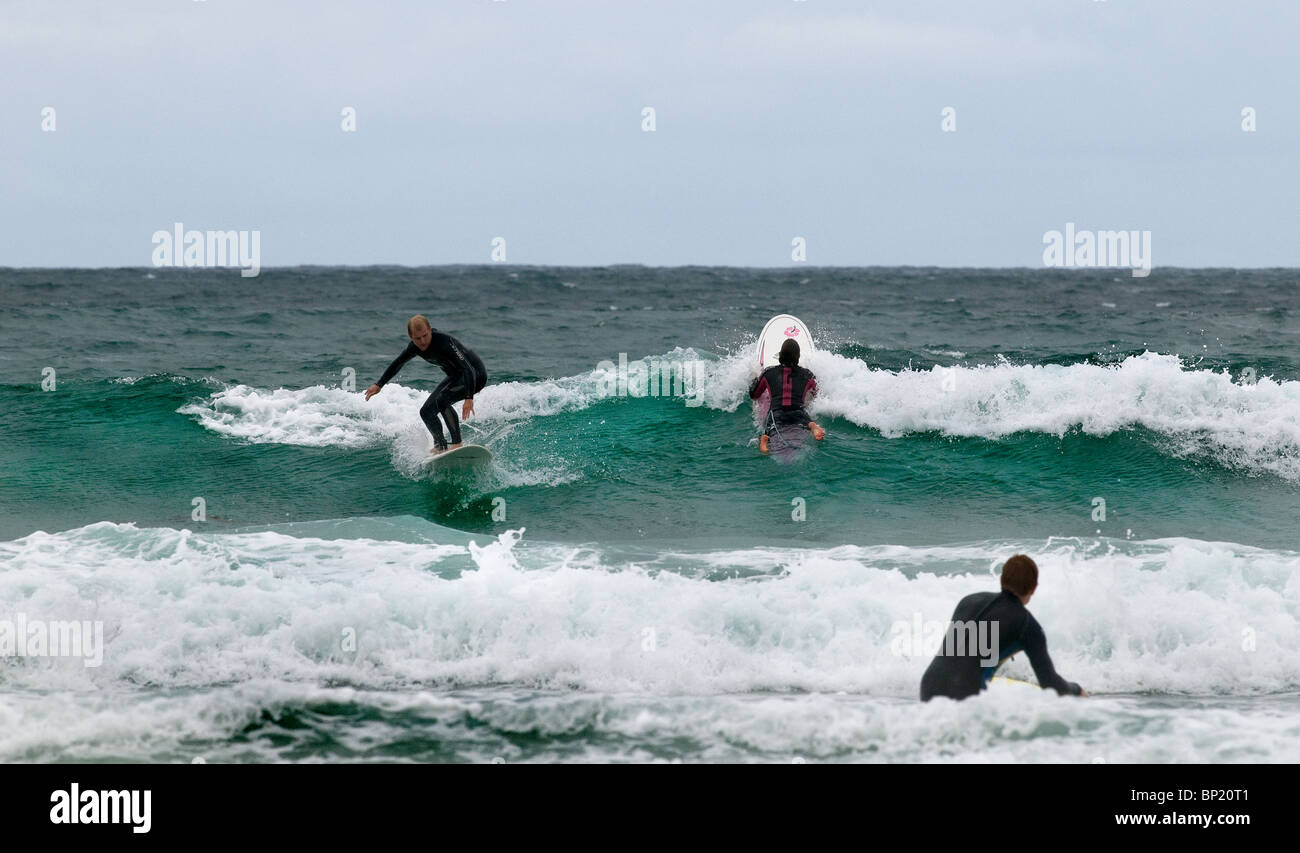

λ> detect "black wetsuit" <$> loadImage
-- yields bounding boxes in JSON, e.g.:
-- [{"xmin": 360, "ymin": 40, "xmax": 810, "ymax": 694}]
[
  {"xmin": 375, "ymin": 330, "xmax": 487, "ymax": 450},
  {"xmin": 919, "ymin": 590, "xmax": 1082, "ymax": 701},
  {"xmin": 749, "ymin": 364, "xmax": 818, "ymax": 436}
]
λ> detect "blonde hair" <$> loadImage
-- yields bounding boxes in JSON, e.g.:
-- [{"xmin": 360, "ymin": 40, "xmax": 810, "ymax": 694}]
[{"xmin": 407, "ymin": 314, "xmax": 430, "ymax": 336}]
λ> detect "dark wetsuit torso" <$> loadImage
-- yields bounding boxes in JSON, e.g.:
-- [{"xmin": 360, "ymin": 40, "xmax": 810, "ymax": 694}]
[
  {"xmin": 375, "ymin": 330, "xmax": 487, "ymax": 449},
  {"xmin": 919, "ymin": 590, "xmax": 1082, "ymax": 701},
  {"xmin": 749, "ymin": 364, "xmax": 817, "ymax": 434}
]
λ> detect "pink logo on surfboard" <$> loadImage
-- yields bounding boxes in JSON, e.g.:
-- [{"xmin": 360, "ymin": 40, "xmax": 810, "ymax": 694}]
[{"xmin": 784, "ymin": 326, "xmax": 800, "ymax": 337}]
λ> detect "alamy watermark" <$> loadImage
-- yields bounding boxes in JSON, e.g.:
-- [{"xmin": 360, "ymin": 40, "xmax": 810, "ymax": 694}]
[
  {"xmin": 889, "ymin": 613, "xmax": 1000, "ymax": 666},
  {"xmin": 595, "ymin": 353, "xmax": 705, "ymax": 406},
  {"xmin": 50, "ymin": 783, "xmax": 150, "ymax": 833},
  {"xmin": 151, "ymin": 222, "xmax": 261, "ymax": 277},
  {"xmin": 1043, "ymin": 223, "xmax": 1151, "ymax": 277},
  {"xmin": 0, "ymin": 613, "xmax": 104, "ymax": 667}
]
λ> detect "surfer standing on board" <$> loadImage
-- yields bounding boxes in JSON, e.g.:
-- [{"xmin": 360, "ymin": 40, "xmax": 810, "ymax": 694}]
[
  {"xmin": 364, "ymin": 315, "xmax": 488, "ymax": 455},
  {"xmin": 919, "ymin": 554, "xmax": 1087, "ymax": 701},
  {"xmin": 748, "ymin": 339, "xmax": 825, "ymax": 454}
]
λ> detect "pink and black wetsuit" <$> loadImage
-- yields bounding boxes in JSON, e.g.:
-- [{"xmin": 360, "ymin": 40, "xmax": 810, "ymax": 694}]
[{"xmin": 749, "ymin": 364, "xmax": 817, "ymax": 435}]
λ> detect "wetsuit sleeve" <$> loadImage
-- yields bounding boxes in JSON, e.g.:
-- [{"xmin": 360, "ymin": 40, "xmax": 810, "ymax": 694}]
[
  {"xmin": 749, "ymin": 374, "xmax": 770, "ymax": 399},
  {"xmin": 375, "ymin": 342, "xmax": 418, "ymax": 388},
  {"xmin": 1022, "ymin": 615, "xmax": 1082, "ymax": 696},
  {"xmin": 804, "ymin": 373, "xmax": 818, "ymax": 403}
]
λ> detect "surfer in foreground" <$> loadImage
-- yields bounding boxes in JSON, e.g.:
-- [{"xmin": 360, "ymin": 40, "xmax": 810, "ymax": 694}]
[
  {"xmin": 748, "ymin": 338, "xmax": 825, "ymax": 453},
  {"xmin": 920, "ymin": 554, "xmax": 1087, "ymax": 701},
  {"xmin": 364, "ymin": 315, "xmax": 488, "ymax": 455}
]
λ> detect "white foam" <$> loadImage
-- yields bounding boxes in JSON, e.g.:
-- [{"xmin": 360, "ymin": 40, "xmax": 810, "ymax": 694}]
[
  {"xmin": 2, "ymin": 522, "xmax": 1297, "ymax": 761},
  {"xmin": 181, "ymin": 349, "xmax": 1300, "ymax": 480},
  {"xmin": 1, "ymin": 522, "xmax": 1295, "ymax": 697},
  {"xmin": 179, "ymin": 383, "xmax": 412, "ymax": 448},
  {"xmin": 6, "ymin": 680, "xmax": 1298, "ymax": 763},
  {"xmin": 691, "ymin": 346, "xmax": 1300, "ymax": 482},
  {"xmin": 802, "ymin": 350, "xmax": 1300, "ymax": 479},
  {"xmin": 180, "ymin": 347, "xmax": 718, "ymax": 447}
]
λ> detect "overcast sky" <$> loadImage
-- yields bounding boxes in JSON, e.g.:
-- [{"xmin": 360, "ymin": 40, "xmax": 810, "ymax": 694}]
[{"xmin": 2, "ymin": 0, "xmax": 1296, "ymax": 267}]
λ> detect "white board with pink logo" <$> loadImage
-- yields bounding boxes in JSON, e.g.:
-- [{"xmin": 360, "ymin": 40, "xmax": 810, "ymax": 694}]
[{"xmin": 756, "ymin": 314, "xmax": 815, "ymax": 369}]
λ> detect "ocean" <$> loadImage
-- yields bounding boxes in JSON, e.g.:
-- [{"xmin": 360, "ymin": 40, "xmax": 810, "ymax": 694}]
[{"xmin": 2, "ymin": 265, "xmax": 1298, "ymax": 762}]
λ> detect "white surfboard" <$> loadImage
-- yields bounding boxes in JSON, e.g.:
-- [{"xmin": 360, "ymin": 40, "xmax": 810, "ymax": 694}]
[
  {"xmin": 753, "ymin": 314, "xmax": 818, "ymax": 457},
  {"xmin": 756, "ymin": 314, "xmax": 815, "ymax": 369},
  {"xmin": 423, "ymin": 444, "xmax": 492, "ymax": 470}
]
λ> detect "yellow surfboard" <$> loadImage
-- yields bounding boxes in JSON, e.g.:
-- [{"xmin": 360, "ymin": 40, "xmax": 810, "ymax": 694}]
[{"xmin": 990, "ymin": 676, "xmax": 1041, "ymax": 690}]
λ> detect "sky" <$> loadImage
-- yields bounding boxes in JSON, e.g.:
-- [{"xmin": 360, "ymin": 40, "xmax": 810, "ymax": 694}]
[{"xmin": 2, "ymin": 0, "xmax": 1296, "ymax": 267}]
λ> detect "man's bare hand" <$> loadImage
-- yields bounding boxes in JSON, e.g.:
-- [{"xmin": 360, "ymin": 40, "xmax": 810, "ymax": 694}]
[
  {"xmin": 462, "ymin": 398, "xmax": 475, "ymax": 420},
  {"xmin": 364, "ymin": 384, "xmax": 381, "ymax": 401}
]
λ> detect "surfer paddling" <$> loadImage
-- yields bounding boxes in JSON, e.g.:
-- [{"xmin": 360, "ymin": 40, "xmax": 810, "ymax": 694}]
[
  {"xmin": 748, "ymin": 338, "xmax": 825, "ymax": 453},
  {"xmin": 364, "ymin": 315, "xmax": 488, "ymax": 455},
  {"xmin": 919, "ymin": 554, "xmax": 1087, "ymax": 701}
]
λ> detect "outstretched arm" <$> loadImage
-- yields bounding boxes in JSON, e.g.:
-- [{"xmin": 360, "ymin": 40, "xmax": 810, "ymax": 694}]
[
  {"xmin": 1023, "ymin": 617, "xmax": 1083, "ymax": 696},
  {"xmin": 365, "ymin": 342, "xmax": 418, "ymax": 400}
]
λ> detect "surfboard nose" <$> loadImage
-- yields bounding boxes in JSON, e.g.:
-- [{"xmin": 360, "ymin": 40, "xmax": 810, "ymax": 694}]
[{"xmin": 757, "ymin": 314, "xmax": 814, "ymax": 369}]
